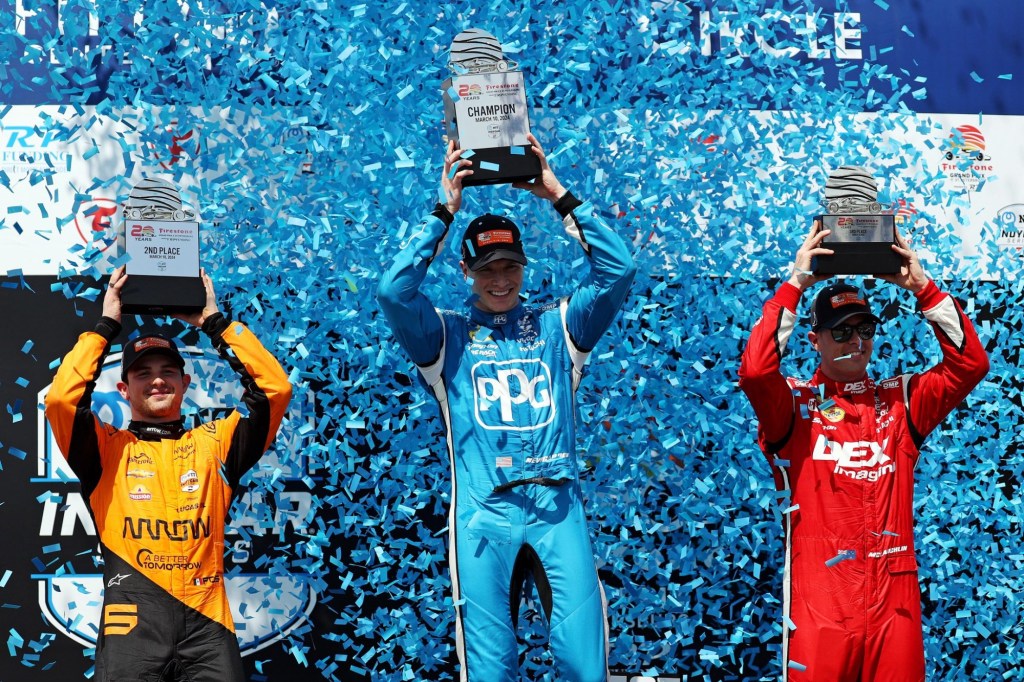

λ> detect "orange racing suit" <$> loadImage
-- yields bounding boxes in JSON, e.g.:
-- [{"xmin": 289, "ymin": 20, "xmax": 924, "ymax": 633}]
[{"xmin": 44, "ymin": 314, "xmax": 291, "ymax": 682}]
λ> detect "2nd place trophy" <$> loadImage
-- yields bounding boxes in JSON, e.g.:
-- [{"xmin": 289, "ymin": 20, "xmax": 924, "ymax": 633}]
[
  {"xmin": 812, "ymin": 165, "xmax": 901, "ymax": 275},
  {"xmin": 119, "ymin": 177, "xmax": 206, "ymax": 315},
  {"xmin": 441, "ymin": 28, "xmax": 542, "ymax": 186}
]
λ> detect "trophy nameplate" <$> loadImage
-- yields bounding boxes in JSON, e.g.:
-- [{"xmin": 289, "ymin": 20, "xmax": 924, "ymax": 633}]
[
  {"xmin": 813, "ymin": 166, "xmax": 901, "ymax": 275},
  {"xmin": 120, "ymin": 178, "xmax": 205, "ymax": 315}
]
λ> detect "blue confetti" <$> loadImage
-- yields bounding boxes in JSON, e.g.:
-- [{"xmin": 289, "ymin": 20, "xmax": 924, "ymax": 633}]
[{"xmin": 0, "ymin": 3, "xmax": 1014, "ymax": 680}]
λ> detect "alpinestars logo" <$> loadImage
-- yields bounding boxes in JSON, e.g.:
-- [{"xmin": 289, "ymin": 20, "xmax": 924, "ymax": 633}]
[
  {"xmin": 812, "ymin": 434, "xmax": 894, "ymax": 481},
  {"xmin": 107, "ymin": 574, "xmax": 131, "ymax": 587}
]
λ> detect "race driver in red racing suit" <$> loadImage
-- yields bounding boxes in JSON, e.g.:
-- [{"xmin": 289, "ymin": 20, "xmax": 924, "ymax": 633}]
[
  {"xmin": 44, "ymin": 267, "xmax": 292, "ymax": 682},
  {"xmin": 738, "ymin": 223, "xmax": 989, "ymax": 681}
]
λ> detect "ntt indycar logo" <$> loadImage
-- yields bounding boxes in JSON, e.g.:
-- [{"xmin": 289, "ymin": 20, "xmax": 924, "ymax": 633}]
[
  {"xmin": 472, "ymin": 358, "xmax": 554, "ymax": 430},
  {"xmin": 996, "ymin": 204, "xmax": 1024, "ymax": 249},
  {"xmin": 35, "ymin": 347, "xmax": 315, "ymax": 655}
]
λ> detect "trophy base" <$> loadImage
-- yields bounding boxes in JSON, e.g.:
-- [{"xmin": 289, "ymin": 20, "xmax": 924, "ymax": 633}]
[
  {"xmin": 813, "ymin": 214, "xmax": 901, "ymax": 275},
  {"xmin": 122, "ymin": 275, "xmax": 206, "ymax": 315},
  {"xmin": 462, "ymin": 146, "xmax": 542, "ymax": 186}
]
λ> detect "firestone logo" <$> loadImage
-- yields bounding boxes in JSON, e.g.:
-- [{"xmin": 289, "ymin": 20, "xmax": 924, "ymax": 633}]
[
  {"xmin": 940, "ymin": 124, "xmax": 994, "ymax": 192},
  {"xmin": 73, "ymin": 198, "xmax": 119, "ymax": 252},
  {"xmin": 151, "ymin": 122, "xmax": 203, "ymax": 170},
  {"xmin": 477, "ymin": 229, "xmax": 514, "ymax": 245}
]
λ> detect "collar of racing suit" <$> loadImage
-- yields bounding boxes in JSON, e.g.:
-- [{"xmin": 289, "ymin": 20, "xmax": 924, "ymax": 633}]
[
  {"xmin": 811, "ymin": 370, "xmax": 885, "ymax": 420},
  {"xmin": 468, "ymin": 299, "xmax": 526, "ymax": 329},
  {"xmin": 128, "ymin": 420, "xmax": 187, "ymax": 441},
  {"xmin": 812, "ymin": 369, "xmax": 876, "ymax": 397}
]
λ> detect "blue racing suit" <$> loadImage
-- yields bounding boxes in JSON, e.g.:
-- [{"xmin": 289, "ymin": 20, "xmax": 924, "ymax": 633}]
[{"xmin": 377, "ymin": 192, "xmax": 636, "ymax": 682}]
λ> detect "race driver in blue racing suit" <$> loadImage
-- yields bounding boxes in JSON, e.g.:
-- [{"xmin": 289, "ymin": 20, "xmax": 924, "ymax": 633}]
[{"xmin": 377, "ymin": 133, "xmax": 636, "ymax": 681}]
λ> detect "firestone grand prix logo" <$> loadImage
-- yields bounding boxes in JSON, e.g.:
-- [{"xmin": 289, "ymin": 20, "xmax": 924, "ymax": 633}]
[
  {"xmin": 944, "ymin": 124, "xmax": 990, "ymax": 162},
  {"xmin": 34, "ymin": 349, "xmax": 315, "ymax": 654},
  {"xmin": 940, "ymin": 124, "xmax": 994, "ymax": 193}
]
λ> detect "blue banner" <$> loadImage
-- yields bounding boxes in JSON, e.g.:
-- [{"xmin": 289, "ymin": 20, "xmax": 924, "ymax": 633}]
[{"xmin": 2, "ymin": 1, "xmax": 1021, "ymax": 114}]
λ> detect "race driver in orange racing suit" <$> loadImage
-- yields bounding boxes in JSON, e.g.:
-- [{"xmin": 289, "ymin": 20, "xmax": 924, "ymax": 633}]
[
  {"xmin": 738, "ymin": 223, "xmax": 988, "ymax": 681},
  {"xmin": 44, "ymin": 266, "xmax": 292, "ymax": 682}
]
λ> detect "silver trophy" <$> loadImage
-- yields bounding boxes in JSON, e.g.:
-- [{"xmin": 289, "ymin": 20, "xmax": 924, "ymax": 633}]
[
  {"xmin": 123, "ymin": 177, "xmax": 197, "ymax": 221},
  {"xmin": 120, "ymin": 178, "xmax": 205, "ymax": 315},
  {"xmin": 813, "ymin": 166, "xmax": 900, "ymax": 275},
  {"xmin": 441, "ymin": 28, "xmax": 541, "ymax": 186}
]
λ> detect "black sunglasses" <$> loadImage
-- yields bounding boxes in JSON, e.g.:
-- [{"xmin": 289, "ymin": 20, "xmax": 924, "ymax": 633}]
[{"xmin": 830, "ymin": 321, "xmax": 877, "ymax": 343}]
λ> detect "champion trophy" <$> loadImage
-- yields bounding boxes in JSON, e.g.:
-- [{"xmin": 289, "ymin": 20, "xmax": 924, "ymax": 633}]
[
  {"xmin": 119, "ymin": 178, "xmax": 206, "ymax": 314},
  {"xmin": 812, "ymin": 166, "xmax": 901, "ymax": 275},
  {"xmin": 441, "ymin": 28, "xmax": 541, "ymax": 186}
]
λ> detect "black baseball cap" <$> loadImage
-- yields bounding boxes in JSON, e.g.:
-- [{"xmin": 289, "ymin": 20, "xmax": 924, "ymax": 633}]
[
  {"xmin": 121, "ymin": 334, "xmax": 185, "ymax": 379},
  {"xmin": 461, "ymin": 214, "xmax": 527, "ymax": 271},
  {"xmin": 810, "ymin": 283, "xmax": 882, "ymax": 330}
]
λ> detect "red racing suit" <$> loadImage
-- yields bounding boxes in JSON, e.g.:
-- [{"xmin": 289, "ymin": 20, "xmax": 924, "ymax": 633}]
[
  {"xmin": 44, "ymin": 314, "xmax": 292, "ymax": 682},
  {"xmin": 738, "ymin": 281, "xmax": 988, "ymax": 682}
]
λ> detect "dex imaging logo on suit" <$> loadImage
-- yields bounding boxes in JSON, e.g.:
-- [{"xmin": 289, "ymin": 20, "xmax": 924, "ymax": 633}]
[{"xmin": 472, "ymin": 359, "xmax": 554, "ymax": 429}]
